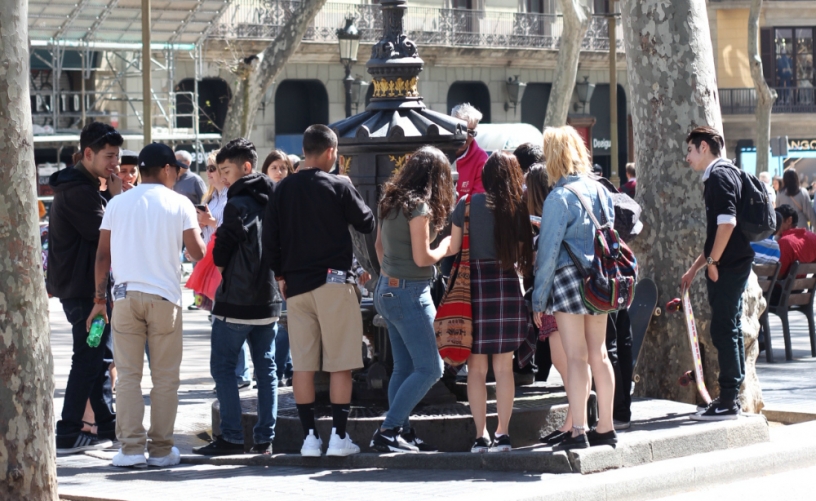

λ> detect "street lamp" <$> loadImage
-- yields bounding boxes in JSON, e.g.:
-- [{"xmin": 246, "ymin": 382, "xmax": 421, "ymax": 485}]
[
  {"xmin": 504, "ymin": 76, "xmax": 527, "ymax": 114},
  {"xmin": 337, "ymin": 16, "xmax": 361, "ymax": 118},
  {"xmin": 574, "ymin": 76, "xmax": 595, "ymax": 114},
  {"xmin": 351, "ymin": 77, "xmax": 369, "ymax": 114}
]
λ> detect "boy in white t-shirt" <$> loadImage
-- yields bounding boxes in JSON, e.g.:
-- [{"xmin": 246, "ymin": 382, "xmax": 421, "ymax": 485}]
[{"xmin": 87, "ymin": 142, "xmax": 206, "ymax": 467}]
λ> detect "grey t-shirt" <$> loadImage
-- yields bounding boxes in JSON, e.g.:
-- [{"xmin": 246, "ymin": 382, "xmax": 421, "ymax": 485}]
[
  {"xmin": 174, "ymin": 170, "xmax": 206, "ymax": 205},
  {"xmin": 379, "ymin": 202, "xmax": 437, "ymax": 280},
  {"xmin": 452, "ymin": 193, "xmax": 496, "ymax": 260}
]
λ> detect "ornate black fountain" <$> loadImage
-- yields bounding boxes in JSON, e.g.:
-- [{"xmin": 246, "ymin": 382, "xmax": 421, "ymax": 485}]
[{"xmin": 329, "ymin": 0, "xmax": 467, "ymax": 281}]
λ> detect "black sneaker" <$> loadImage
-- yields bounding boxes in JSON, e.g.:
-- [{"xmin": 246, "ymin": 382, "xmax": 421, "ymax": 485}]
[
  {"xmin": 690, "ymin": 399, "xmax": 740, "ymax": 421},
  {"xmin": 552, "ymin": 433, "xmax": 589, "ymax": 451},
  {"xmin": 401, "ymin": 428, "xmax": 437, "ymax": 452},
  {"xmin": 587, "ymin": 428, "xmax": 618, "ymax": 446},
  {"xmin": 249, "ymin": 442, "xmax": 273, "ymax": 455},
  {"xmin": 489, "ymin": 434, "xmax": 512, "ymax": 452},
  {"xmin": 56, "ymin": 431, "xmax": 113, "ymax": 456},
  {"xmin": 192, "ymin": 435, "xmax": 245, "ymax": 456},
  {"xmin": 370, "ymin": 428, "xmax": 419, "ymax": 453},
  {"xmin": 697, "ymin": 396, "xmax": 720, "ymax": 412},
  {"xmin": 470, "ymin": 437, "xmax": 491, "ymax": 453},
  {"xmin": 540, "ymin": 430, "xmax": 569, "ymax": 445}
]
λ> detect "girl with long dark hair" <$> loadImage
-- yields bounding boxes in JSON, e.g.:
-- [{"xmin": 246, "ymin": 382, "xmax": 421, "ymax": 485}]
[
  {"xmin": 447, "ymin": 151, "xmax": 534, "ymax": 453},
  {"xmin": 372, "ymin": 146, "xmax": 455, "ymax": 453}
]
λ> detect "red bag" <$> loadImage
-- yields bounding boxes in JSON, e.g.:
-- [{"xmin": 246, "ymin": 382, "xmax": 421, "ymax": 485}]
[
  {"xmin": 434, "ymin": 195, "xmax": 473, "ymax": 366},
  {"xmin": 185, "ymin": 236, "xmax": 222, "ymax": 301}
]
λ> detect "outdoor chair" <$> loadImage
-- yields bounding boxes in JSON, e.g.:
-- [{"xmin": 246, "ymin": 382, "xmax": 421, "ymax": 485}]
[
  {"xmin": 765, "ymin": 261, "xmax": 816, "ymax": 361},
  {"xmin": 753, "ymin": 262, "xmax": 781, "ymax": 362}
]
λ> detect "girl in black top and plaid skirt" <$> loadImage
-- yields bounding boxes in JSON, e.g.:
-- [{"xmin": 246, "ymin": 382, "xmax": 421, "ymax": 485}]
[{"xmin": 448, "ymin": 152, "xmax": 535, "ymax": 453}]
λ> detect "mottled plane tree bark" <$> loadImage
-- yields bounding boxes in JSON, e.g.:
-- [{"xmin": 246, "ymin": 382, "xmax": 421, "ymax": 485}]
[
  {"xmin": 749, "ymin": 0, "xmax": 776, "ymax": 177},
  {"xmin": 543, "ymin": 0, "xmax": 591, "ymax": 127},
  {"xmin": 220, "ymin": 0, "xmax": 329, "ymax": 144},
  {"xmin": 0, "ymin": 0, "xmax": 59, "ymax": 499},
  {"xmin": 622, "ymin": 0, "xmax": 763, "ymax": 410}
]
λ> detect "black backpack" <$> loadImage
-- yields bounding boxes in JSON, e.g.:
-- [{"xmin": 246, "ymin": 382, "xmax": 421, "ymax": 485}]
[{"xmin": 715, "ymin": 160, "xmax": 776, "ymax": 242}]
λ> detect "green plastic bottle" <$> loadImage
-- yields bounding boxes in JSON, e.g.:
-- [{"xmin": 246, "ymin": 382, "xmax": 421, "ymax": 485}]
[{"xmin": 87, "ymin": 315, "xmax": 105, "ymax": 348}]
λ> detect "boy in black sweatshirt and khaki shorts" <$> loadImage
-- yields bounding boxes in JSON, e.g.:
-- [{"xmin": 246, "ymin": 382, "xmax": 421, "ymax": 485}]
[{"xmin": 264, "ymin": 124, "xmax": 375, "ymax": 456}]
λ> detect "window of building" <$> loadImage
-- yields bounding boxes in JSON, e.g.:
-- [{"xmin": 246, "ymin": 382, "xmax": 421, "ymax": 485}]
[
  {"xmin": 452, "ymin": 0, "xmax": 473, "ymax": 10},
  {"xmin": 526, "ymin": 0, "xmax": 554, "ymax": 14},
  {"xmin": 175, "ymin": 77, "xmax": 231, "ymax": 134},
  {"xmin": 274, "ymin": 79, "xmax": 329, "ymax": 154},
  {"xmin": 447, "ymin": 82, "xmax": 491, "ymax": 124},
  {"xmin": 761, "ymin": 27, "xmax": 815, "ymax": 89}
]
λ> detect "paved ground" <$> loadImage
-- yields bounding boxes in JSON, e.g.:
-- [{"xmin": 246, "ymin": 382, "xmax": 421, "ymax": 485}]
[
  {"xmin": 756, "ymin": 312, "xmax": 816, "ymax": 413},
  {"xmin": 50, "ymin": 291, "xmax": 816, "ymax": 500}
]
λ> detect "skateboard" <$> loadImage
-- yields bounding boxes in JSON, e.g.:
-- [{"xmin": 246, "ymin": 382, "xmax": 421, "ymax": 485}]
[
  {"xmin": 666, "ymin": 290, "xmax": 713, "ymax": 405},
  {"xmin": 630, "ymin": 278, "xmax": 660, "ymax": 382}
]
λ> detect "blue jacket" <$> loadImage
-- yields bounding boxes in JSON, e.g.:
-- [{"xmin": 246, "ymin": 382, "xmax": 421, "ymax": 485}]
[{"xmin": 533, "ymin": 175, "xmax": 615, "ymax": 312}]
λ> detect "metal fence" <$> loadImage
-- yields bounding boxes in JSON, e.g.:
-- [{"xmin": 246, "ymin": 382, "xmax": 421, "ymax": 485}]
[
  {"xmin": 720, "ymin": 87, "xmax": 816, "ymax": 115},
  {"xmin": 209, "ymin": 0, "xmax": 624, "ymax": 51}
]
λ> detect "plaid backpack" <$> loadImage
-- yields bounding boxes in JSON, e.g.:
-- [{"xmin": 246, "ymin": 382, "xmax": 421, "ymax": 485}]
[{"xmin": 562, "ymin": 182, "xmax": 638, "ymax": 313}]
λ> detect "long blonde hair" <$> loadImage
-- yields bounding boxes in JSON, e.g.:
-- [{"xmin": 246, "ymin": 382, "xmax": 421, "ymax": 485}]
[
  {"xmin": 542, "ymin": 126, "xmax": 591, "ymax": 186},
  {"xmin": 202, "ymin": 149, "xmax": 221, "ymax": 204}
]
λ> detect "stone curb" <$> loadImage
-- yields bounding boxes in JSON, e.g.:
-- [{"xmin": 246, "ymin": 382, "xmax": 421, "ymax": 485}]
[
  {"xmin": 181, "ymin": 413, "xmax": 770, "ymax": 474},
  {"xmin": 519, "ymin": 420, "xmax": 816, "ymax": 501},
  {"xmin": 761, "ymin": 407, "xmax": 816, "ymax": 425}
]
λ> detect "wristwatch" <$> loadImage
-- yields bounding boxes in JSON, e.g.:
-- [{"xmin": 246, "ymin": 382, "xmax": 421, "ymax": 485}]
[{"xmin": 706, "ymin": 257, "xmax": 720, "ymax": 267}]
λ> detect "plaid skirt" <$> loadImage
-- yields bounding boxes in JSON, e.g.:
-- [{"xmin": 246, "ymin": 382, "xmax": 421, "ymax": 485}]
[
  {"xmin": 547, "ymin": 265, "xmax": 602, "ymax": 316},
  {"xmin": 471, "ymin": 260, "xmax": 531, "ymax": 354}
]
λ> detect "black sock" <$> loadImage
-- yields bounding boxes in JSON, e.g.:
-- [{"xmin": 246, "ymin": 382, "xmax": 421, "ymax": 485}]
[
  {"xmin": 296, "ymin": 402, "xmax": 316, "ymax": 439},
  {"xmin": 331, "ymin": 403, "xmax": 351, "ymax": 439}
]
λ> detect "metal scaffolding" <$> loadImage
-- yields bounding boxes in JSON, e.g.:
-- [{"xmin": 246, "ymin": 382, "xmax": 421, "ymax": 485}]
[{"xmin": 27, "ymin": 0, "xmax": 231, "ymax": 163}]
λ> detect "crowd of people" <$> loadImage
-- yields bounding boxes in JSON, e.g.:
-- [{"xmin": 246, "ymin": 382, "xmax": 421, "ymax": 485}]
[{"xmin": 47, "ymin": 110, "xmax": 759, "ymax": 465}]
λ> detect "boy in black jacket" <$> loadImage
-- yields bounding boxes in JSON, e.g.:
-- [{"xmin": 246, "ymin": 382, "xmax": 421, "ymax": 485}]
[
  {"xmin": 681, "ymin": 126, "xmax": 754, "ymax": 421},
  {"xmin": 193, "ymin": 138, "xmax": 282, "ymax": 456},
  {"xmin": 48, "ymin": 122, "xmax": 123, "ymax": 454},
  {"xmin": 264, "ymin": 125, "xmax": 375, "ymax": 457}
]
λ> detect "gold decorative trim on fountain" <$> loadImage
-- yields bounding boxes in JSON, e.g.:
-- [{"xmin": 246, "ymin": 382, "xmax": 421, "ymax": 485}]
[
  {"xmin": 372, "ymin": 77, "xmax": 419, "ymax": 98},
  {"xmin": 389, "ymin": 153, "xmax": 411, "ymax": 175}
]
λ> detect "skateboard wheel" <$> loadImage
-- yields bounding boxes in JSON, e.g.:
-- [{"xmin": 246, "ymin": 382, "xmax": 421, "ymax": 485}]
[
  {"xmin": 654, "ymin": 307, "xmax": 662, "ymax": 317},
  {"xmin": 634, "ymin": 374, "xmax": 641, "ymax": 383}
]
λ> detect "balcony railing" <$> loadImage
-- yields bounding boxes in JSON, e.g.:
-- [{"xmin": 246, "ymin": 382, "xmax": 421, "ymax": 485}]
[
  {"xmin": 720, "ymin": 87, "xmax": 816, "ymax": 115},
  {"xmin": 209, "ymin": 1, "xmax": 624, "ymax": 52}
]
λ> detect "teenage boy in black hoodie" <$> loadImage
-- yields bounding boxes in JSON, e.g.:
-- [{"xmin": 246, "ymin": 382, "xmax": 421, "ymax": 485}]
[
  {"xmin": 48, "ymin": 122, "xmax": 123, "ymax": 454},
  {"xmin": 681, "ymin": 125, "xmax": 754, "ymax": 421},
  {"xmin": 193, "ymin": 138, "xmax": 282, "ymax": 456},
  {"xmin": 264, "ymin": 125, "xmax": 375, "ymax": 457}
]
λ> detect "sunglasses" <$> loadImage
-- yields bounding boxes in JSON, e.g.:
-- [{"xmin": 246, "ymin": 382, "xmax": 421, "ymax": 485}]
[
  {"xmin": 206, "ymin": 164, "xmax": 218, "ymax": 172},
  {"xmin": 467, "ymin": 129, "xmax": 478, "ymax": 138},
  {"xmin": 86, "ymin": 130, "xmax": 123, "ymax": 149}
]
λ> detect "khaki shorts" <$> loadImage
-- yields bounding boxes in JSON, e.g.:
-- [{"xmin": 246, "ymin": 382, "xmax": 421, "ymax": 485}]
[{"xmin": 287, "ymin": 283, "xmax": 363, "ymax": 372}]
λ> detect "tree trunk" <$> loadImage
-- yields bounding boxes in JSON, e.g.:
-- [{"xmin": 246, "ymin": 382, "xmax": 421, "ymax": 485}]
[
  {"xmin": 0, "ymin": 1, "xmax": 59, "ymax": 499},
  {"xmin": 622, "ymin": 0, "xmax": 754, "ymax": 406},
  {"xmin": 543, "ymin": 0, "xmax": 590, "ymax": 127},
  {"xmin": 749, "ymin": 0, "xmax": 776, "ymax": 176},
  {"xmin": 220, "ymin": 0, "xmax": 329, "ymax": 144}
]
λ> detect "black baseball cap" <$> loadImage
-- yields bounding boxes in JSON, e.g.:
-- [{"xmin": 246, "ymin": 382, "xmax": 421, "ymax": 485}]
[
  {"xmin": 120, "ymin": 149, "xmax": 139, "ymax": 166},
  {"xmin": 138, "ymin": 142, "xmax": 186, "ymax": 170}
]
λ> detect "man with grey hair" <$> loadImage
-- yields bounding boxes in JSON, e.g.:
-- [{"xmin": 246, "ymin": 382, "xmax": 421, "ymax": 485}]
[
  {"xmin": 173, "ymin": 149, "xmax": 206, "ymax": 205},
  {"xmin": 758, "ymin": 171, "xmax": 776, "ymax": 206},
  {"xmin": 451, "ymin": 103, "xmax": 487, "ymax": 197}
]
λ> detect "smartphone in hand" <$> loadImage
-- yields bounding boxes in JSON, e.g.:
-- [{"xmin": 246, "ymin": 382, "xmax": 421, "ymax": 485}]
[{"xmin": 194, "ymin": 204, "xmax": 207, "ymax": 212}]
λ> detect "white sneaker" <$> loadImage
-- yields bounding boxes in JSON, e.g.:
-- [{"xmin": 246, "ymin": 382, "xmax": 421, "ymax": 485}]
[
  {"xmin": 300, "ymin": 429, "xmax": 323, "ymax": 457},
  {"xmin": 326, "ymin": 427, "xmax": 360, "ymax": 457},
  {"xmin": 111, "ymin": 448, "xmax": 147, "ymax": 467},
  {"xmin": 147, "ymin": 447, "xmax": 180, "ymax": 467}
]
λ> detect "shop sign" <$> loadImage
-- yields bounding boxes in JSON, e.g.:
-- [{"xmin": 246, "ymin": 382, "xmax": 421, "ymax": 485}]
[{"xmin": 789, "ymin": 139, "xmax": 816, "ymax": 151}]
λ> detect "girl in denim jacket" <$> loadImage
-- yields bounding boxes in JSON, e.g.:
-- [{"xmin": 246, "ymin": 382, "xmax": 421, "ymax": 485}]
[{"xmin": 532, "ymin": 126, "xmax": 617, "ymax": 450}]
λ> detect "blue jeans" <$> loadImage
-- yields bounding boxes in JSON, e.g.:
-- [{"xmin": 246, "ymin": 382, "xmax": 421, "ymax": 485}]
[
  {"xmin": 374, "ymin": 276, "xmax": 443, "ymax": 430},
  {"xmin": 274, "ymin": 323, "xmax": 293, "ymax": 380},
  {"xmin": 57, "ymin": 298, "xmax": 116, "ymax": 438},
  {"xmin": 210, "ymin": 318, "xmax": 278, "ymax": 444},
  {"xmin": 235, "ymin": 342, "xmax": 251, "ymax": 384}
]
